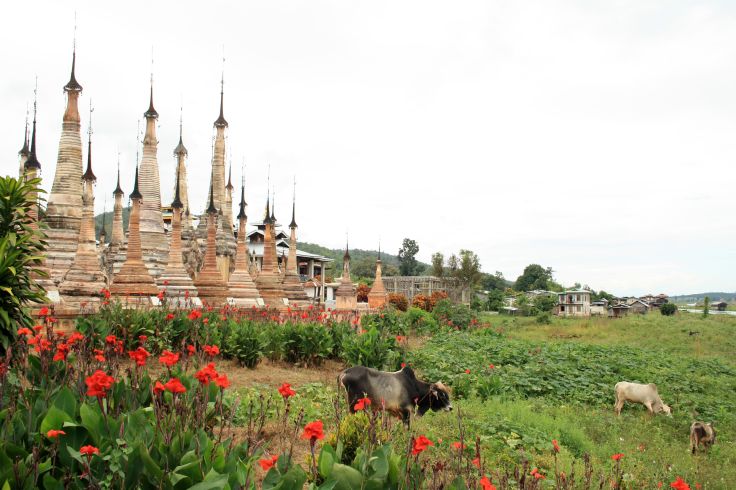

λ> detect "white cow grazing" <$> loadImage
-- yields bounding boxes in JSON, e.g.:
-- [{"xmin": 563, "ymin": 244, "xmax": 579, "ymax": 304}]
[{"xmin": 614, "ymin": 382, "xmax": 672, "ymax": 416}]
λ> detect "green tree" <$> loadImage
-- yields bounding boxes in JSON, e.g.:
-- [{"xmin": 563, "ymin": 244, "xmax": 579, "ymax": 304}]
[
  {"xmin": 533, "ymin": 294, "xmax": 557, "ymax": 313},
  {"xmin": 431, "ymin": 252, "xmax": 445, "ymax": 277},
  {"xmin": 703, "ymin": 296, "xmax": 710, "ymax": 317},
  {"xmin": 482, "ymin": 271, "xmax": 507, "ymax": 291},
  {"xmin": 447, "ymin": 254, "xmax": 459, "ymax": 275},
  {"xmin": 351, "ymin": 257, "xmax": 376, "ymax": 279},
  {"xmin": 485, "ymin": 289, "xmax": 505, "ymax": 311},
  {"xmin": 660, "ymin": 303, "xmax": 677, "ymax": 316},
  {"xmin": 0, "ymin": 177, "xmax": 49, "ymax": 353},
  {"xmin": 398, "ymin": 238, "xmax": 420, "ymax": 276},
  {"xmin": 515, "ymin": 264, "xmax": 554, "ymax": 292},
  {"xmin": 592, "ymin": 290, "xmax": 616, "ymax": 302},
  {"xmin": 454, "ymin": 249, "xmax": 482, "ymax": 289}
]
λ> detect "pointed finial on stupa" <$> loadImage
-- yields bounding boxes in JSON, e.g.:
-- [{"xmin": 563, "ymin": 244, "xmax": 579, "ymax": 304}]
[
  {"xmin": 174, "ymin": 104, "xmax": 188, "ymax": 156},
  {"xmin": 289, "ymin": 177, "xmax": 297, "ymax": 229},
  {"xmin": 144, "ymin": 53, "xmax": 158, "ymax": 119},
  {"xmin": 130, "ymin": 164, "xmax": 142, "ymax": 200},
  {"xmin": 19, "ymin": 104, "xmax": 30, "ymax": 157},
  {"xmin": 113, "ymin": 153, "xmax": 124, "ymax": 196},
  {"xmin": 206, "ymin": 169, "xmax": 218, "ymax": 215},
  {"xmin": 344, "ymin": 234, "xmax": 350, "ymax": 260},
  {"xmin": 214, "ymin": 50, "xmax": 228, "ymax": 128},
  {"xmin": 237, "ymin": 165, "xmax": 247, "ymax": 220},
  {"xmin": 263, "ymin": 164, "xmax": 272, "ymax": 224},
  {"xmin": 172, "ymin": 162, "xmax": 183, "ymax": 209},
  {"xmin": 271, "ymin": 189, "xmax": 277, "ymax": 223},
  {"xmin": 226, "ymin": 163, "xmax": 234, "ymax": 191},
  {"xmin": 82, "ymin": 100, "xmax": 96, "ymax": 181},
  {"xmin": 64, "ymin": 19, "xmax": 83, "ymax": 92},
  {"xmin": 25, "ymin": 79, "xmax": 41, "ymax": 170}
]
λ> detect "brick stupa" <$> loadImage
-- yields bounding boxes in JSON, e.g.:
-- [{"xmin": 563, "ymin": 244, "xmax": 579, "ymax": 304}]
[
  {"xmin": 335, "ymin": 243, "xmax": 357, "ymax": 309},
  {"xmin": 59, "ymin": 114, "xmax": 107, "ymax": 307},
  {"xmin": 44, "ymin": 49, "xmax": 85, "ymax": 284},
  {"xmin": 109, "ymin": 166, "xmax": 159, "ymax": 301},
  {"xmin": 254, "ymin": 196, "xmax": 287, "ymax": 308},
  {"xmin": 227, "ymin": 179, "xmax": 261, "ymax": 306},
  {"xmin": 367, "ymin": 247, "xmax": 388, "ymax": 308},
  {"xmin": 158, "ymin": 166, "xmax": 198, "ymax": 305},
  {"xmin": 194, "ymin": 180, "xmax": 229, "ymax": 305},
  {"xmin": 280, "ymin": 189, "xmax": 309, "ymax": 305}
]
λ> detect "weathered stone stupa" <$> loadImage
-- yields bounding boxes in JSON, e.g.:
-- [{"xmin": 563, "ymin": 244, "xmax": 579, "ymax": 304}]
[
  {"xmin": 254, "ymin": 196, "xmax": 287, "ymax": 308},
  {"xmin": 158, "ymin": 166, "xmax": 198, "ymax": 304},
  {"xmin": 137, "ymin": 83, "xmax": 169, "ymax": 277},
  {"xmin": 280, "ymin": 189, "xmax": 309, "ymax": 305},
  {"xmin": 173, "ymin": 112, "xmax": 192, "ymax": 230},
  {"xmin": 18, "ymin": 116, "xmax": 30, "ymax": 178},
  {"xmin": 45, "ymin": 50, "xmax": 85, "ymax": 283},
  {"xmin": 194, "ymin": 179, "xmax": 229, "ymax": 305},
  {"xmin": 196, "ymin": 78, "xmax": 236, "ymax": 279},
  {"xmin": 109, "ymin": 166, "xmax": 159, "ymax": 300},
  {"xmin": 227, "ymin": 179, "xmax": 261, "ymax": 306},
  {"xmin": 368, "ymin": 247, "xmax": 388, "ymax": 308},
  {"xmin": 59, "ymin": 113, "xmax": 107, "ymax": 306},
  {"xmin": 102, "ymin": 165, "xmax": 127, "ymax": 279},
  {"xmin": 335, "ymin": 243, "xmax": 357, "ymax": 309}
]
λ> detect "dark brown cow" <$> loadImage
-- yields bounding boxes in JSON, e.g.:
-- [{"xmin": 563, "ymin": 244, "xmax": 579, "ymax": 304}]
[{"xmin": 338, "ymin": 366, "xmax": 452, "ymax": 427}]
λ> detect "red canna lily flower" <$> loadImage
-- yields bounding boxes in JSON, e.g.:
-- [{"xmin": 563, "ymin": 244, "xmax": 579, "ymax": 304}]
[
  {"xmin": 79, "ymin": 445, "xmax": 99, "ymax": 459},
  {"xmin": 105, "ymin": 335, "xmax": 117, "ymax": 345},
  {"xmin": 451, "ymin": 441, "xmax": 466, "ymax": 450},
  {"xmin": 159, "ymin": 350, "xmax": 180, "ymax": 367},
  {"xmin": 258, "ymin": 455, "xmax": 279, "ymax": 471},
  {"xmin": 38, "ymin": 307, "xmax": 49, "ymax": 316},
  {"xmin": 85, "ymin": 370, "xmax": 114, "ymax": 398},
  {"xmin": 166, "ymin": 313, "xmax": 175, "ymax": 321},
  {"xmin": 401, "ymin": 362, "xmax": 406, "ymax": 368},
  {"xmin": 354, "ymin": 397, "xmax": 371, "ymax": 411},
  {"xmin": 163, "ymin": 280, "xmax": 169, "ymax": 286},
  {"xmin": 489, "ymin": 364, "xmax": 495, "ymax": 369},
  {"xmin": 530, "ymin": 468, "xmax": 545, "ymax": 480},
  {"xmin": 46, "ymin": 429, "xmax": 66, "ymax": 439},
  {"xmin": 128, "ymin": 347, "xmax": 150, "ymax": 367},
  {"xmin": 188, "ymin": 309, "xmax": 202, "ymax": 320},
  {"xmin": 611, "ymin": 453, "xmax": 624, "ymax": 461},
  {"xmin": 480, "ymin": 476, "xmax": 496, "ymax": 490},
  {"xmin": 464, "ymin": 369, "xmax": 471, "ymax": 374},
  {"xmin": 53, "ymin": 343, "xmax": 70, "ymax": 362},
  {"xmin": 301, "ymin": 420, "xmax": 325, "ymax": 442},
  {"xmin": 157, "ymin": 291, "xmax": 165, "ymax": 300},
  {"xmin": 164, "ymin": 377, "xmax": 187, "ymax": 394},
  {"xmin": 278, "ymin": 383, "xmax": 296, "ymax": 399},
  {"xmin": 203, "ymin": 345, "xmax": 220, "ymax": 357},
  {"xmin": 187, "ymin": 344, "xmax": 196, "ymax": 355},
  {"xmin": 195, "ymin": 363, "xmax": 219, "ymax": 385},
  {"xmin": 472, "ymin": 457, "xmax": 481, "ymax": 468},
  {"xmin": 68, "ymin": 332, "xmax": 84, "ymax": 344},
  {"xmin": 670, "ymin": 477, "xmax": 691, "ymax": 490},
  {"xmin": 214, "ymin": 374, "xmax": 230, "ymax": 389},
  {"xmin": 395, "ymin": 335, "xmax": 405, "ymax": 342},
  {"xmin": 552, "ymin": 439, "xmax": 560, "ymax": 453},
  {"xmin": 411, "ymin": 435, "xmax": 434, "ymax": 455},
  {"xmin": 203, "ymin": 318, "xmax": 209, "ymax": 324},
  {"xmin": 153, "ymin": 381, "xmax": 165, "ymax": 395},
  {"xmin": 17, "ymin": 327, "xmax": 32, "ymax": 336},
  {"xmin": 33, "ymin": 325, "xmax": 43, "ymax": 332}
]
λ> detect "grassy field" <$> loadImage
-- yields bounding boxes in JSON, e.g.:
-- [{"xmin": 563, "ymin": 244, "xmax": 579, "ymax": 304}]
[{"xmin": 226, "ymin": 311, "xmax": 736, "ymax": 488}]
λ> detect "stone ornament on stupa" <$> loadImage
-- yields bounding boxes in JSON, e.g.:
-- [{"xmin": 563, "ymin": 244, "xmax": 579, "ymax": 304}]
[
  {"xmin": 368, "ymin": 245, "xmax": 388, "ymax": 309},
  {"xmin": 254, "ymin": 194, "xmax": 287, "ymax": 308},
  {"xmin": 226, "ymin": 177, "xmax": 261, "ymax": 306},
  {"xmin": 193, "ymin": 177, "xmax": 229, "ymax": 305},
  {"xmin": 335, "ymin": 242, "xmax": 357, "ymax": 310},
  {"xmin": 280, "ymin": 185, "xmax": 309, "ymax": 306},
  {"xmin": 109, "ymin": 165, "xmax": 159, "ymax": 302},
  {"xmin": 59, "ymin": 106, "xmax": 108, "ymax": 308}
]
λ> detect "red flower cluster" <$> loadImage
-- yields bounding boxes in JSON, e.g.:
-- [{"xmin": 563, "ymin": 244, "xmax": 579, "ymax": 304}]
[
  {"xmin": 80, "ymin": 445, "xmax": 99, "ymax": 458},
  {"xmin": 128, "ymin": 347, "xmax": 150, "ymax": 367},
  {"xmin": 38, "ymin": 307, "xmax": 49, "ymax": 316},
  {"xmin": 17, "ymin": 327, "xmax": 32, "ymax": 336},
  {"xmin": 153, "ymin": 381, "xmax": 165, "ymax": 395},
  {"xmin": 214, "ymin": 373, "xmax": 230, "ymax": 389},
  {"xmin": 105, "ymin": 335, "xmax": 117, "ymax": 345},
  {"xmin": 670, "ymin": 477, "xmax": 691, "ymax": 490},
  {"xmin": 464, "ymin": 369, "xmax": 471, "ymax": 374},
  {"xmin": 480, "ymin": 476, "xmax": 496, "ymax": 490},
  {"xmin": 354, "ymin": 397, "xmax": 371, "ymax": 411},
  {"xmin": 611, "ymin": 453, "xmax": 624, "ymax": 461},
  {"xmin": 278, "ymin": 383, "xmax": 296, "ymax": 399},
  {"xmin": 93, "ymin": 349, "xmax": 105, "ymax": 363},
  {"xmin": 159, "ymin": 350, "xmax": 180, "ymax": 367},
  {"xmin": 187, "ymin": 309, "xmax": 202, "ymax": 321},
  {"xmin": 85, "ymin": 370, "xmax": 114, "ymax": 398},
  {"xmin": 411, "ymin": 435, "xmax": 434, "ymax": 455},
  {"xmin": 258, "ymin": 455, "xmax": 279, "ymax": 471},
  {"xmin": 472, "ymin": 456, "xmax": 480, "ymax": 468},
  {"xmin": 164, "ymin": 378, "xmax": 187, "ymax": 394},
  {"xmin": 451, "ymin": 441, "xmax": 466, "ymax": 450},
  {"xmin": 46, "ymin": 429, "xmax": 66, "ymax": 439},
  {"xmin": 187, "ymin": 344, "xmax": 196, "ymax": 355},
  {"xmin": 166, "ymin": 313, "xmax": 175, "ymax": 321},
  {"xmin": 53, "ymin": 343, "xmax": 70, "ymax": 362},
  {"xmin": 552, "ymin": 439, "xmax": 560, "ymax": 453},
  {"xmin": 68, "ymin": 331, "xmax": 84, "ymax": 344},
  {"xmin": 530, "ymin": 468, "xmax": 545, "ymax": 480},
  {"xmin": 203, "ymin": 345, "xmax": 220, "ymax": 357},
  {"xmin": 195, "ymin": 363, "xmax": 219, "ymax": 385},
  {"xmin": 301, "ymin": 420, "xmax": 325, "ymax": 442},
  {"xmin": 100, "ymin": 288, "xmax": 111, "ymax": 299}
]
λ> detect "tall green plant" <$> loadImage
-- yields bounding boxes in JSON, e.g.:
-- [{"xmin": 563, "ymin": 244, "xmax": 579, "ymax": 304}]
[{"xmin": 0, "ymin": 176, "xmax": 48, "ymax": 353}]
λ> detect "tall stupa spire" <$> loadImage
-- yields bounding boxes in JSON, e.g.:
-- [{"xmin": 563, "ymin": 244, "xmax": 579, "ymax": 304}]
[
  {"xmin": 64, "ymin": 33, "xmax": 83, "ymax": 93},
  {"xmin": 173, "ymin": 105, "xmax": 191, "ymax": 228},
  {"xmin": 25, "ymin": 84, "xmax": 41, "ymax": 171},
  {"xmin": 289, "ymin": 177, "xmax": 297, "ymax": 229},
  {"xmin": 82, "ymin": 101, "xmax": 95, "ymax": 181},
  {"xmin": 214, "ymin": 60, "xmax": 228, "ymax": 128}
]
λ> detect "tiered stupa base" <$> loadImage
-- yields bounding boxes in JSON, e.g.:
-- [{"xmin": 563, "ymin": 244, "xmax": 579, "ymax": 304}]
[
  {"xmin": 281, "ymin": 272, "xmax": 310, "ymax": 307},
  {"xmin": 194, "ymin": 269, "xmax": 229, "ymax": 306},
  {"xmin": 59, "ymin": 262, "xmax": 107, "ymax": 310},
  {"xmin": 254, "ymin": 274, "xmax": 287, "ymax": 309},
  {"xmin": 44, "ymin": 227, "xmax": 81, "ymax": 285},
  {"xmin": 110, "ymin": 261, "xmax": 159, "ymax": 303},
  {"xmin": 227, "ymin": 270, "xmax": 262, "ymax": 307}
]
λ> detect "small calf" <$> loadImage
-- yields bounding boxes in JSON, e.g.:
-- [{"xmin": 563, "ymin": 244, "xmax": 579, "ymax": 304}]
[{"xmin": 690, "ymin": 422, "xmax": 716, "ymax": 454}]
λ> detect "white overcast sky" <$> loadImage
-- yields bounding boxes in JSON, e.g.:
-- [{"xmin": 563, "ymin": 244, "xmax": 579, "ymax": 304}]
[{"xmin": 1, "ymin": 0, "xmax": 734, "ymax": 296}]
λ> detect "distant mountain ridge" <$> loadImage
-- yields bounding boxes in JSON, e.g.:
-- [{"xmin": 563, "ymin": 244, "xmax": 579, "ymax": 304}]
[{"xmin": 670, "ymin": 292, "xmax": 736, "ymax": 302}]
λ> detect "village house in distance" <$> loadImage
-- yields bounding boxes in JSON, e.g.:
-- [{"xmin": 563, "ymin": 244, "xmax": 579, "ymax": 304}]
[{"xmin": 17, "ymin": 47, "xmax": 390, "ymax": 315}]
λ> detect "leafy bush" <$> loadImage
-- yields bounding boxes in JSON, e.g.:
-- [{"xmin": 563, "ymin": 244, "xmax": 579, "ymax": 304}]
[
  {"xmin": 412, "ymin": 294, "xmax": 432, "ymax": 311},
  {"xmin": 536, "ymin": 312, "xmax": 552, "ymax": 324},
  {"xmin": 0, "ymin": 176, "xmax": 49, "ymax": 352},
  {"xmin": 660, "ymin": 303, "xmax": 677, "ymax": 316},
  {"xmin": 356, "ymin": 283, "xmax": 370, "ymax": 303},
  {"xmin": 361, "ymin": 309, "xmax": 406, "ymax": 335},
  {"xmin": 432, "ymin": 299, "xmax": 478, "ymax": 329},
  {"xmin": 326, "ymin": 412, "xmax": 392, "ymax": 464},
  {"xmin": 282, "ymin": 322, "xmax": 334, "ymax": 366},
  {"xmin": 387, "ymin": 293, "xmax": 408, "ymax": 312},
  {"xmin": 341, "ymin": 327, "xmax": 400, "ymax": 369},
  {"xmin": 225, "ymin": 320, "xmax": 266, "ymax": 367},
  {"xmin": 405, "ymin": 307, "xmax": 439, "ymax": 334}
]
